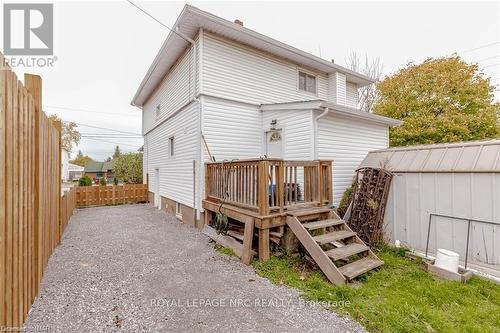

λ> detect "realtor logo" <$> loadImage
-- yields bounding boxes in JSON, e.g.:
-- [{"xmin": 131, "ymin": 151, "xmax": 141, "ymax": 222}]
[{"xmin": 3, "ymin": 3, "xmax": 53, "ymax": 55}]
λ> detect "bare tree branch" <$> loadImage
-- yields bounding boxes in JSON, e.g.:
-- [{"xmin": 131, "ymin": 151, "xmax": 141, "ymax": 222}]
[{"xmin": 345, "ymin": 51, "xmax": 383, "ymax": 112}]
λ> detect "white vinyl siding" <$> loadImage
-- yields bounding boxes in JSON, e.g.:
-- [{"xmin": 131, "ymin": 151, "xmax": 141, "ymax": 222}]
[
  {"xmin": 262, "ymin": 110, "xmax": 314, "ymax": 160},
  {"xmin": 346, "ymin": 82, "xmax": 358, "ymax": 108},
  {"xmin": 142, "ymin": 45, "xmax": 196, "ymax": 134},
  {"xmin": 327, "ymin": 72, "xmax": 347, "ymax": 105},
  {"xmin": 335, "ymin": 73, "xmax": 346, "ymax": 105},
  {"xmin": 317, "ymin": 113, "xmax": 389, "ymax": 204},
  {"xmin": 202, "ymin": 96, "xmax": 262, "ymax": 161},
  {"xmin": 201, "ymin": 32, "xmax": 327, "ymax": 105},
  {"xmin": 144, "ymin": 102, "xmax": 200, "ymax": 208}
]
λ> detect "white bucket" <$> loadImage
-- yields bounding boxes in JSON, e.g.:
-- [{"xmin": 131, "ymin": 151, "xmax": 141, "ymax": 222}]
[{"xmin": 434, "ymin": 249, "xmax": 460, "ymax": 273}]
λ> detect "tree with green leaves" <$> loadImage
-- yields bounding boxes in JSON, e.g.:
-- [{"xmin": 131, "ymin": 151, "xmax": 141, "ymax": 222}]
[
  {"xmin": 71, "ymin": 150, "xmax": 93, "ymax": 167},
  {"xmin": 374, "ymin": 56, "xmax": 499, "ymax": 146},
  {"xmin": 113, "ymin": 146, "xmax": 121, "ymax": 159},
  {"xmin": 78, "ymin": 175, "xmax": 92, "ymax": 186},
  {"xmin": 48, "ymin": 115, "xmax": 81, "ymax": 151},
  {"xmin": 113, "ymin": 153, "xmax": 143, "ymax": 184}
]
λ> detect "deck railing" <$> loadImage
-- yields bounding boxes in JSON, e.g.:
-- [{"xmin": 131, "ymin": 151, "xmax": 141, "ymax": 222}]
[{"xmin": 205, "ymin": 159, "xmax": 333, "ymax": 216}]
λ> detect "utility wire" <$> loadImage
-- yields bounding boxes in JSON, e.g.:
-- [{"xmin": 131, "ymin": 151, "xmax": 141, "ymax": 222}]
[
  {"xmin": 63, "ymin": 121, "xmax": 141, "ymax": 135},
  {"xmin": 82, "ymin": 137, "xmax": 142, "ymax": 148},
  {"xmin": 483, "ymin": 63, "xmax": 500, "ymax": 69},
  {"xmin": 461, "ymin": 41, "xmax": 500, "ymax": 53},
  {"xmin": 476, "ymin": 55, "xmax": 500, "ymax": 62},
  {"xmin": 44, "ymin": 105, "xmax": 139, "ymax": 117},
  {"xmin": 125, "ymin": 0, "xmax": 192, "ymax": 43},
  {"xmin": 80, "ymin": 133, "xmax": 143, "ymax": 137},
  {"xmin": 81, "ymin": 136, "xmax": 143, "ymax": 139}
]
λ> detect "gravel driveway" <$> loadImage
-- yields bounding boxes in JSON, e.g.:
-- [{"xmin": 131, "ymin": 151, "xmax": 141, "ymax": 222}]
[{"xmin": 25, "ymin": 204, "xmax": 365, "ymax": 333}]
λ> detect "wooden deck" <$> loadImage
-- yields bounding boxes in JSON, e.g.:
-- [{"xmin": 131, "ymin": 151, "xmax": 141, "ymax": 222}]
[{"xmin": 202, "ymin": 159, "xmax": 333, "ymax": 262}]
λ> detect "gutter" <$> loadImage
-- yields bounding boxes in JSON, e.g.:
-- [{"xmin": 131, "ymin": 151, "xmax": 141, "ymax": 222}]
[{"xmin": 313, "ymin": 107, "xmax": 329, "ymax": 159}]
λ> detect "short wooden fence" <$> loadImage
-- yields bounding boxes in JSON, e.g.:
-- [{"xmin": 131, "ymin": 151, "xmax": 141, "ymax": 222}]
[{"xmin": 75, "ymin": 184, "xmax": 149, "ymax": 207}]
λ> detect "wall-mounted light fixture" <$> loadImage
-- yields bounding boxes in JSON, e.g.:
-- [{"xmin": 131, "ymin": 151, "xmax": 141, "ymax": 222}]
[{"xmin": 270, "ymin": 119, "xmax": 277, "ymax": 130}]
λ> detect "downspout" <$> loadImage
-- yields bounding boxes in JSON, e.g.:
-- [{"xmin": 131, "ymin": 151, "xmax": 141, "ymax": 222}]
[
  {"xmin": 175, "ymin": 28, "xmax": 202, "ymax": 220},
  {"xmin": 313, "ymin": 107, "xmax": 329, "ymax": 159}
]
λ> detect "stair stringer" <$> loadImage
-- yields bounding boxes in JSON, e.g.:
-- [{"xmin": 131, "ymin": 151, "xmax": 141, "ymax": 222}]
[{"xmin": 285, "ymin": 216, "xmax": 346, "ymax": 285}]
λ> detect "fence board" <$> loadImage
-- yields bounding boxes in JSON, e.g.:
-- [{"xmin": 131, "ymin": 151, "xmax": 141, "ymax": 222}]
[
  {"xmin": 75, "ymin": 184, "xmax": 148, "ymax": 207},
  {"xmin": 0, "ymin": 52, "xmax": 147, "ymax": 328},
  {"xmin": 0, "ymin": 54, "xmax": 76, "ymax": 329}
]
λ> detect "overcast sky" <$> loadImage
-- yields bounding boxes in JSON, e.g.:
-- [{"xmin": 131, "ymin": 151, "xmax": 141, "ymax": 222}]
[{"xmin": 3, "ymin": 0, "xmax": 499, "ymax": 160}]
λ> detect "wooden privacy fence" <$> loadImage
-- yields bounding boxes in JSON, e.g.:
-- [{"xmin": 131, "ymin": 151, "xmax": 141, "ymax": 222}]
[
  {"xmin": 75, "ymin": 184, "xmax": 149, "ymax": 207},
  {"xmin": 0, "ymin": 54, "xmax": 78, "ymax": 329},
  {"xmin": 205, "ymin": 159, "xmax": 333, "ymax": 216},
  {"xmin": 61, "ymin": 188, "xmax": 77, "ymax": 232}
]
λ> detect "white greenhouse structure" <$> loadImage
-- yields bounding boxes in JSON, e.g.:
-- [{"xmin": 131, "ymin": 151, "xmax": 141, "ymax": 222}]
[{"xmin": 360, "ymin": 139, "xmax": 500, "ymax": 277}]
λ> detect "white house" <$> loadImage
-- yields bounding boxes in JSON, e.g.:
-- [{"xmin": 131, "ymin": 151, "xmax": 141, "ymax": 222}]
[
  {"xmin": 61, "ymin": 148, "xmax": 70, "ymax": 182},
  {"xmin": 131, "ymin": 5, "xmax": 400, "ymax": 226},
  {"xmin": 68, "ymin": 163, "xmax": 84, "ymax": 181}
]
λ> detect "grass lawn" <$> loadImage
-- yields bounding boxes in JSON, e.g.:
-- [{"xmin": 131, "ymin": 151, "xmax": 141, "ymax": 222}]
[{"xmin": 251, "ymin": 246, "xmax": 500, "ymax": 333}]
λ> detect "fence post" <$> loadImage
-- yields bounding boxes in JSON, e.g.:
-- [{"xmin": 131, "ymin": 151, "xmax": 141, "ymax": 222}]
[
  {"xmin": 24, "ymin": 74, "xmax": 42, "ymax": 295},
  {"xmin": 52, "ymin": 120, "xmax": 62, "ymax": 242}
]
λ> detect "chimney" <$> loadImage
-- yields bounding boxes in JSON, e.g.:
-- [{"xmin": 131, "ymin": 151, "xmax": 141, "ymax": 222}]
[
  {"xmin": 331, "ymin": 59, "xmax": 335, "ymax": 63},
  {"xmin": 234, "ymin": 19, "xmax": 244, "ymax": 26}
]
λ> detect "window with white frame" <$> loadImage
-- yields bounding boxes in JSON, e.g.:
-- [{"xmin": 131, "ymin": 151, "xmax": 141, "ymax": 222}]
[
  {"xmin": 155, "ymin": 104, "xmax": 161, "ymax": 119},
  {"xmin": 175, "ymin": 202, "xmax": 182, "ymax": 218},
  {"xmin": 298, "ymin": 71, "xmax": 317, "ymax": 94},
  {"xmin": 169, "ymin": 136, "xmax": 174, "ymax": 156}
]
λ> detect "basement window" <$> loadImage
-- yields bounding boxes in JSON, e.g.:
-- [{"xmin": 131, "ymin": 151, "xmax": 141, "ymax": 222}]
[
  {"xmin": 175, "ymin": 202, "xmax": 182, "ymax": 218},
  {"xmin": 298, "ymin": 71, "xmax": 317, "ymax": 94}
]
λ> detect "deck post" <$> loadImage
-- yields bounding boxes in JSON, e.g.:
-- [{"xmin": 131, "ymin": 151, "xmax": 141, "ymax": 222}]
[
  {"xmin": 258, "ymin": 228, "xmax": 270, "ymax": 261},
  {"xmin": 317, "ymin": 161, "xmax": 323, "ymax": 207}
]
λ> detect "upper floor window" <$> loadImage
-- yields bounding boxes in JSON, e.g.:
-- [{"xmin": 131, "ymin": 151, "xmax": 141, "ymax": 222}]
[
  {"xmin": 155, "ymin": 104, "xmax": 161, "ymax": 119},
  {"xmin": 298, "ymin": 71, "xmax": 316, "ymax": 94}
]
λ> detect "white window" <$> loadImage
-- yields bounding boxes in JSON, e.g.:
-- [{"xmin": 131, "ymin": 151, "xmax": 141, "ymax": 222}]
[
  {"xmin": 175, "ymin": 202, "xmax": 182, "ymax": 218},
  {"xmin": 169, "ymin": 136, "xmax": 174, "ymax": 156},
  {"xmin": 155, "ymin": 104, "xmax": 161, "ymax": 119},
  {"xmin": 298, "ymin": 71, "xmax": 317, "ymax": 94}
]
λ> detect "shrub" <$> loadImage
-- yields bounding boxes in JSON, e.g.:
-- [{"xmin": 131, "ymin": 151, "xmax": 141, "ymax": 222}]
[
  {"xmin": 337, "ymin": 183, "xmax": 354, "ymax": 219},
  {"xmin": 100, "ymin": 177, "xmax": 107, "ymax": 186},
  {"xmin": 78, "ymin": 175, "xmax": 92, "ymax": 187}
]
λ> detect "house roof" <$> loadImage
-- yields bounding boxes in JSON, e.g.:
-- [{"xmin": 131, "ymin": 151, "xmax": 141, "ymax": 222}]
[
  {"xmin": 68, "ymin": 163, "xmax": 84, "ymax": 172},
  {"xmin": 84, "ymin": 160, "xmax": 114, "ymax": 173},
  {"xmin": 259, "ymin": 100, "xmax": 401, "ymax": 127},
  {"xmin": 359, "ymin": 139, "xmax": 500, "ymax": 172},
  {"xmin": 103, "ymin": 161, "xmax": 114, "ymax": 171},
  {"xmin": 131, "ymin": 5, "xmax": 375, "ymax": 107}
]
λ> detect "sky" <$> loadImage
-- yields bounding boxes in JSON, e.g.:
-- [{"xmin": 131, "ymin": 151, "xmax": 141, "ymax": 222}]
[{"xmin": 2, "ymin": 0, "xmax": 499, "ymax": 160}]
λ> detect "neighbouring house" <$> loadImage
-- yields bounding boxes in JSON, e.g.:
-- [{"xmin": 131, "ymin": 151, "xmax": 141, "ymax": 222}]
[
  {"xmin": 84, "ymin": 160, "xmax": 114, "ymax": 182},
  {"xmin": 68, "ymin": 163, "xmax": 84, "ymax": 181},
  {"xmin": 61, "ymin": 148, "xmax": 70, "ymax": 182},
  {"xmin": 131, "ymin": 5, "xmax": 400, "ymax": 226},
  {"xmin": 360, "ymin": 139, "xmax": 500, "ymax": 278}
]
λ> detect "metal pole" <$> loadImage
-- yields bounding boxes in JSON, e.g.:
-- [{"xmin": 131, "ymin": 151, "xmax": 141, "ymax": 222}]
[
  {"xmin": 465, "ymin": 220, "xmax": 471, "ymax": 270},
  {"xmin": 425, "ymin": 213, "xmax": 433, "ymax": 257}
]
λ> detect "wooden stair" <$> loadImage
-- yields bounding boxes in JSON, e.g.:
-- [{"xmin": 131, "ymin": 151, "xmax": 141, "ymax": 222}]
[{"xmin": 286, "ymin": 207, "xmax": 383, "ymax": 285}]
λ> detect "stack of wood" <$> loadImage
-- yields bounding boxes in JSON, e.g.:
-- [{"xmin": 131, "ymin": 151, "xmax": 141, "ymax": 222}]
[{"xmin": 348, "ymin": 167, "xmax": 393, "ymax": 246}]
